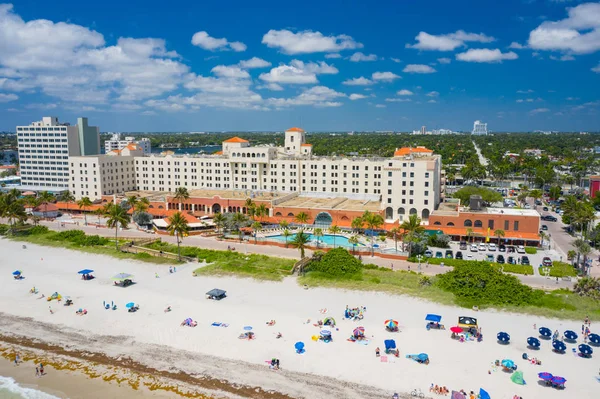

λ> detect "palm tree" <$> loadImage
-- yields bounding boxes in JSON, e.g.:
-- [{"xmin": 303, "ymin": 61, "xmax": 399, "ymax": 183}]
[
  {"xmin": 174, "ymin": 187, "xmax": 190, "ymax": 211},
  {"xmin": 232, "ymin": 212, "xmax": 247, "ymax": 242},
  {"xmin": 362, "ymin": 210, "xmax": 384, "ymax": 256},
  {"xmin": 529, "ymin": 189, "xmax": 542, "ymax": 209},
  {"xmin": 127, "ymin": 195, "xmax": 139, "ymax": 213},
  {"xmin": 294, "ymin": 211, "xmax": 309, "ymax": 226},
  {"xmin": 255, "ymin": 203, "xmax": 268, "ymax": 222},
  {"xmin": 38, "ymin": 191, "xmax": 55, "ymax": 219},
  {"xmin": 213, "ymin": 212, "xmax": 226, "ymax": 235},
  {"xmin": 135, "ymin": 197, "xmax": 150, "ymax": 214},
  {"xmin": 245, "ymin": 198, "xmax": 256, "ymax": 219},
  {"xmin": 59, "ymin": 191, "xmax": 75, "ymax": 215},
  {"xmin": 494, "ymin": 229, "xmax": 505, "ymax": 244},
  {"xmin": 0, "ymin": 193, "xmax": 26, "ymax": 235},
  {"xmin": 167, "ymin": 211, "xmax": 189, "ymax": 261},
  {"xmin": 328, "ymin": 225, "xmax": 341, "ymax": 248},
  {"xmin": 290, "ymin": 229, "xmax": 310, "ymax": 259},
  {"xmin": 399, "ymin": 214, "xmax": 425, "ymax": 257},
  {"xmin": 314, "ymin": 228, "xmax": 323, "ymax": 248},
  {"xmin": 93, "ymin": 207, "xmax": 105, "ymax": 225},
  {"xmin": 390, "ymin": 227, "xmax": 401, "ymax": 253},
  {"xmin": 279, "ymin": 220, "xmax": 289, "ymax": 230},
  {"xmin": 251, "ymin": 221, "xmax": 262, "ymax": 244},
  {"xmin": 105, "ymin": 203, "xmax": 130, "ymax": 250},
  {"xmin": 282, "ymin": 228, "xmax": 292, "ymax": 248},
  {"xmin": 466, "ymin": 227, "xmax": 474, "ymax": 243},
  {"xmin": 351, "ymin": 217, "xmax": 363, "ymax": 234},
  {"xmin": 76, "ymin": 197, "xmax": 93, "ymax": 226},
  {"xmin": 348, "ymin": 235, "xmax": 359, "ymax": 254}
]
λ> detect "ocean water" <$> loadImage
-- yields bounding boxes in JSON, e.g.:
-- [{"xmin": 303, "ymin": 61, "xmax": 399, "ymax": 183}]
[{"xmin": 0, "ymin": 376, "xmax": 62, "ymax": 399}]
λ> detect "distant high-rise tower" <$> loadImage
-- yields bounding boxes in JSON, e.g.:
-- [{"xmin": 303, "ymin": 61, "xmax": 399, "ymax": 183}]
[
  {"xmin": 421, "ymin": 126, "xmax": 426, "ymax": 135},
  {"xmin": 472, "ymin": 120, "xmax": 488, "ymax": 135}
]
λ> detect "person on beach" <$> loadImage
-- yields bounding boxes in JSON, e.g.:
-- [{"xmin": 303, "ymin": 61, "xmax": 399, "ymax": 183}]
[
  {"xmin": 35, "ymin": 366, "xmax": 39, "ymax": 377},
  {"xmin": 39, "ymin": 363, "xmax": 44, "ymax": 375},
  {"xmin": 155, "ymin": 272, "xmax": 159, "ymax": 278},
  {"xmin": 14, "ymin": 353, "xmax": 20, "ymax": 366},
  {"xmin": 375, "ymin": 347, "xmax": 380, "ymax": 357},
  {"xmin": 169, "ymin": 266, "xmax": 173, "ymax": 273}
]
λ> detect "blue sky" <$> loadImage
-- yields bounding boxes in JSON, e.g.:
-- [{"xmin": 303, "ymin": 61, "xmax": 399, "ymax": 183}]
[{"xmin": 0, "ymin": 0, "xmax": 599, "ymax": 132}]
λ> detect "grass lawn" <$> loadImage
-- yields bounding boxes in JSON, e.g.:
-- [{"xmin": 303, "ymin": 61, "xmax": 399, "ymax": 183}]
[
  {"xmin": 525, "ymin": 247, "xmax": 538, "ymax": 255},
  {"xmin": 144, "ymin": 241, "xmax": 294, "ymax": 281},
  {"xmin": 538, "ymin": 262, "xmax": 578, "ymax": 278},
  {"xmin": 409, "ymin": 257, "xmax": 534, "ymax": 275}
]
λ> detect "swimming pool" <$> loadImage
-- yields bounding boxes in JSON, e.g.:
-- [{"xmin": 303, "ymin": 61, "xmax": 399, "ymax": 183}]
[{"xmin": 265, "ymin": 233, "xmax": 364, "ymax": 248}]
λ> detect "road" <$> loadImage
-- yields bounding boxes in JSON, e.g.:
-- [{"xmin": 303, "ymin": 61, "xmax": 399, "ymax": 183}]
[{"xmin": 471, "ymin": 140, "xmax": 488, "ymax": 167}]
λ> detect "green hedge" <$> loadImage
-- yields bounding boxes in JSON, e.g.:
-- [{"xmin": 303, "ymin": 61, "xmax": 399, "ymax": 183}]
[
  {"xmin": 407, "ymin": 257, "xmax": 533, "ymax": 275},
  {"xmin": 0, "ymin": 224, "xmax": 8, "ymax": 235},
  {"xmin": 525, "ymin": 247, "xmax": 538, "ymax": 255},
  {"xmin": 307, "ymin": 247, "xmax": 362, "ymax": 276},
  {"xmin": 539, "ymin": 262, "xmax": 578, "ymax": 277},
  {"xmin": 46, "ymin": 229, "xmax": 108, "ymax": 246}
]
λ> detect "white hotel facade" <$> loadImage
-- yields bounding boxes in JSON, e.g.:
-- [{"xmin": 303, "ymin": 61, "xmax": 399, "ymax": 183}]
[{"xmin": 70, "ymin": 128, "xmax": 443, "ymax": 223}]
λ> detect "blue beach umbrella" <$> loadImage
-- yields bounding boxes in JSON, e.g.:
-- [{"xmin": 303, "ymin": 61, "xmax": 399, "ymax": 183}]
[
  {"xmin": 78, "ymin": 269, "xmax": 94, "ymax": 275},
  {"xmin": 320, "ymin": 330, "xmax": 331, "ymax": 336},
  {"xmin": 564, "ymin": 330, "xmax": 578, "ymax": 341},
  {"xmin": 538, "ymin": 372, "xmax": 553, "ymax": 381},
  {"xmin": 539, "ymin": 327, "xmax": 552, "ymax": 338},
  {"xmin": 294, "ymin": 341, "xmax": 305, "ymax": 353},
  {"xmin": 501, "ymin": 359, "xmax": 515, "ymax": 368},
  {"xmin": 12, "ymin": 270, "xmax": 22, "ymax": 276},
  {"xmin": 384, "ymin": 339, "xmax": 396, "ymax": 351},
  {"xmin": 125, "ymin": 302, "xmax": 135, "ymax": 309},
  {"xmin": 552, "ymin": 340, "xmax": 567, "ymax": 352},
  {"xmin": 479, "ymin": 388, "xmax": 491, "ymax": 399},
  {"xmin": 550, "ymin": 376, "xmax": 566, "ymax": 386},
  {"xmin": 417, "ymin": 353, "xmax": 429, "ymax": 361},
  {"xmin": 588, "ymin": 333, "xmax": 600, "ymax": 345},
  {"xmin": 243, "ymin": 326, "xmax": 253, "ymax": 331},
  {"xmin": 578, "ymin": 344, "xmax": 593, "ymax": 356},
  {"xmin": 497, "ymin": 332, "xmax": 510, "ymax": 343},
  {"xmin": 527, "ymin": 337, "xmax": 541, "ymax": 348}
]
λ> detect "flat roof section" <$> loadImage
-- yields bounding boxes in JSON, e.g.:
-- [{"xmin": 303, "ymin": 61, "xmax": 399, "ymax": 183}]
[
  {"xmin": 277, "ymin": 195, "xmax": 380, "ymax": 212},
  {"xmin": 484, "ymin": 208, "xmax": 540, "ymax": 217},
  {"xmin": 124, "ymin": 189, "xmax": 287, "ymax": 201}
]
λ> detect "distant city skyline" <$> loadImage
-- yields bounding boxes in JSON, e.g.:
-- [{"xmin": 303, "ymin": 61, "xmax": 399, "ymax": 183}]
[{"xmin": 0, "ymin": 1, "xmax": 599, "ymax": 132}]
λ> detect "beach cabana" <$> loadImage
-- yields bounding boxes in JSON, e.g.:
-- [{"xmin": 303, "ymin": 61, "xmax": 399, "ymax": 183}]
[
  {"xmin": 425, "ymin": 314, "xmax": 444, "ymax": 330},
  {"xmin": 563, "ymin": 330, "xmax": 577, "ymax": 342},
  {"xmin": 588, "ymin": 333, "xmax": 600, "ymax": 346},
  {"xmin": 206, "ymin": 288, "xmax": 226, "ymax": 300},
  {"xmin": 578, "ymin": 344, "xmax": 593, "ymax": 358},
  {"xmin": 385, "ymin": 319, "xmax": 399, "ymax": 332},
  {"xmin": 539, "ymin": 327, "xmax": 552, "ymax": 339},
  {"xmin": 552, "ymin": 340, "xmax": 566, "ymax": 353},
  {"xmin": 323, "ymin": 317, "xmax": 336, "ymax": 327},
  {"xmin": 78, "ymin": 269, "xmax": 95, "ymax": 280},
  {"xmin": 126, "ymin": 302, "xmax": 139, "ymax": 312},
  {"xmin": 112, "ymin": 273, "xmax": 134, "ymax": 287},
  {"xmin": 527, "ymin": 337, "xmax": 541, "ymax": 349},
  {"xmin": 497, "ymin": 332, "xmax": 510, "ymax": 344}
]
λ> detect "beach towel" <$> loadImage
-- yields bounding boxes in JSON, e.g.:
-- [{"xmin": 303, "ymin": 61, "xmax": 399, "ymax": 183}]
[
  {"xmin": 357, "ymin": 340, "xmax": 370, "ymax": 345},
  {"xmin": 380, "ymin": 355, "xmax": 388, "ymax": 363},
  {"xmin": 211, "ymin": 322, "xmax": 222, "ymax": 327}
]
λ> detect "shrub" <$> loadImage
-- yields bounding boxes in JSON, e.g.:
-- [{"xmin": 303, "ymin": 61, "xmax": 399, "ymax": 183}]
[
  {"xmin": 48, "ymin": 230, "xmax": 86, "ymax": 241},
  {"xmin": 27, "ymin": 225, "xmax": 49, "ymax": 235},
  {"xmin": 0, "ymin": 224, "xmax": 9, "ymax": 235},
  {"xmin": 525, "ymin": 247, "xmax": 537, "ymax": 254},
  {"xmin": 428, "ymin": 234, "xmax": 450, "ymax": 248},
  {"xmin": 408, "ymin": 257, "xmax": 533, "ymax": 275},
  {"xmin": 306, "ymin": 247, "xmax": 362, "ymax": 277},
  {"xmin": 573, "ymin": 277, "xmax": 600, "ymax": 300}
]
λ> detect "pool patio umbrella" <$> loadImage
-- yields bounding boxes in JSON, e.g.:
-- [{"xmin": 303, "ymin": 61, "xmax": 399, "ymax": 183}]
[
  {"xmin": 588, "ymin": 333, "xmax": 600, "ymax": 346},
  {"xmin": 294, "ymin": 341, "xmax": 305, "ymax": 353},
  {"xmin": 578, "ymin": 344, "xmax": 593, "ymax": 356},
  {"xmin": 552, "ymin": 340, "xmax": 567, "ymax": 352},
  {"xmin": 527, "ymin": 337, "xmax": 541, "ymax": 349},
  {"xmin": 126, "ymin": 302, "xmax": 135, "ymax": 309},
  {"xmin": 564, "ymin": 330, "xmax": 578, "ymax": 341},
  {"xmin": 550, "ymin": 376, "xmax": 566, "ymax": 386},
  {"xmin": 12, "ymin": 270, "xmax": 22, "ymax": 276},
  {"xmin": 450, "ymin": 326, "xmax": 463, "ymax": 333},
  {"xmin": 78, "ymin": 269, "xmax": 94, "ymax": 275},
  {"xmin": 538, "ymin": 372, "xmax": 553, "ymax": 381},
  {"xmin": 539, "ymin": 327, "xmax": 552, "ymax": 339},
  {"xmin": 501, "ymin": 359, "xmax": 514, "ymax": 369},
  {"xmin": 497, "ymin": 332, "xmax": 510, "ymax": 343}
]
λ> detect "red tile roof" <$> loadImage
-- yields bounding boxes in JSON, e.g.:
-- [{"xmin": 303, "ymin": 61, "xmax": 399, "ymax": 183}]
[
  {"xmin": 394, "ymin": 147, "xmax": 433, "ymax": 157},
  {"xmin": 301, "ymin": 143, "xmax": 312, "ymax": 147},
  {"xmin": 286, "ymin": 127, "xmax": 305, "ymax": 132},
  {"xmin": 223, "ymin": 137, "xmax": 249, "ymax": 143}
]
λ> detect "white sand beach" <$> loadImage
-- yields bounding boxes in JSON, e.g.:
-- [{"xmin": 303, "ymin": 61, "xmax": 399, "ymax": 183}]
[{"xmin": 0, "ymin": 237, "xmax": 598, "ymax": 399}]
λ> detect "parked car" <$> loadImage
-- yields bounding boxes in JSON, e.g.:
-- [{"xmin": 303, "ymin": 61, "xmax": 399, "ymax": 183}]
[
  {"xmin": 424, "ymin": 249, "xmax": 433, "ymax": 258},
  {"xmin": 507, "ymin": 246, "xmax": 516, "ymax": 253},
  {"xmin": 478, "ymin": 243, "xmax": 487, "ymax": 251},
  {"xmin": 507, "ymin": 256, "xmax": 516, "ymax": 264},
  {"xmin": 516, "ymin": 245, "xmax": 526, "ymax": 254},
  {"xmin": 542, "ymin": 257, "xmax": 553, "ymax": 267},
  {"xmin": 521, "ymin": 256, "xmax": 530, "ymax": 265},
  {"xmin": 555, "ymin": 208, "xmax": 561, "ymax": 214},
  {"xmin": 445, "ymin": 250, "xmax": 453, "ymax": 259},
  {"xmin": 455, "ymin": 251, "xmax": 463, "ymax": 260},
  {"xmin": 497, "ymin": 254, "xmax": 505, "ymax": 264},
  {"xmin": 435, "ymin": 251, "xmax": 443, "ymax": 259},
  {"xmin": 541, "ymin": 215, "xmax": 557, "ymax": 222},
  {"xmin": 541, "ymin": 225, "xmax": 548, "ymax": 231},
  {"xmin": 543, "ymin": 206, "xmax": 549, "ymax": 211},
  {"xmin": 535, "ymin": 200, "xmax": 542, "ymax": 205},
  {"xmin": 488, "ymin": 243, "xmax": 497, "ymax": 251},
  {"xmin": 470, "ymin": 244, "xmax": 478, "ymax": 252},
  {"xmin": 459, "ymin": 241, "xmax": 467, "ymax": 250},
  {"xmin": 499, "ymin": 244, "xmax": 506, "ymax": 252},
  {"xmin": 524, "ymin": 203, "xmax": 531, "ymax": 209}
]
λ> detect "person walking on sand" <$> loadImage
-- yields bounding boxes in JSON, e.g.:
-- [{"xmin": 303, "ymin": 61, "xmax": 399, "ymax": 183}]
[
  {"xmin": 35, "ymin": 366, "xmax": 39, "ymax": 377},
  {"xmin": 39, "ymin": 363, "xmax": 44, "ymax": 375},
  {"xmin": 155, "ymin": 272, "xmax": 159, "ymax": 278},
  {"xmin": 14, "ymin": 353, "xmax": 20, "ymax": 366}
]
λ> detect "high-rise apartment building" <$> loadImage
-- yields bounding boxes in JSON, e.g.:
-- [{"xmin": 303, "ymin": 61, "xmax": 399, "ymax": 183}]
[
  {"xmin": 17, "ymin": 117, "xmax": 99, "ymax": 191},
  {"xmin": 104, "ymin": 134, "xmax": 151, "ymax": 154},
  {"xmin": 472, "ymin": 120, "xmax": 488, "ymax": 135}
]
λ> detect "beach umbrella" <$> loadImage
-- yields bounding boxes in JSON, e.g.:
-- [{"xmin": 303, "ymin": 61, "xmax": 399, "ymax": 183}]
[
  {"xmin": 450, "ymin": 326, "xmax": 463, "ymax": 333},
  {"xmin": 320, "ymin": 330, "xmax": 331, "ymax": 336},
  {"xmin": 538, "ymin": 372, "xmax": 553, "ymax": 381},
  {"xmin": 539, "ymin": 327, "xmax": 552, "ymax": 338},
  {"xmin": 550, "ymin": 376, "xmax": 566, "ymax": 386},
  {"xmin": 294, "ymin": 342, "xmax": 305, "ymax": 353},
  {"xmin": 578, "ymin": 344, "xmax": 593, "ymax": 356},
  {"xmin": 511, "ymin": 371, "xmax": 525, "ymax": 385},
  {"xmin": 353, "ymin": 327, "xmax": 365, "ymax": 337},
  {"xmin": 564, "ymin": 330, "xmax": 578, "ymax": 341},
  {"xmin": 497, "ymin": 332, "xmax": 510, "ymax": 343},
  {"xmin": 384, "ymin": 339, "xmax": 396, "ymax": 350},
  {"xmin": 417, "ymin": 353, "xmax": 429, "ymax": 362},
  {"xmin": 112, "ymin": 273, "xmax": 133, "ymax": 281},
  {"xmin": 527, "ymin": 337, "xmax": 541, "ymax": 348},
  {"xmin": 478, "ymin": 388, "xmax": 490, "ymax": 399},
  {"xmin": 588, "ymin": 333, "xmax": 600, "ymax": 345},
  {"xmin": 552, "ymin": 340, "xmax": 567, "ymax": 352},
  {"xmin": 125, "ymin": 302, "xmax": 135, "ymax": 309},
  {"xmin": 78, "ymin": 269, "xmax": 94, "ymax": 274},
  {"xmin": 501, "ymin": 359, "xmax": 515, "ymax": 369},
  {"xmin": 385, "ymin": 319, "xmax": 399, "ymax": 328},
  {"xmin": 12, "ymin": 270, "xmax": 22, "ymax": 276},
  {"xmin": 243, "ymin": 326, "xmax": 253, "ymax": 331},
  {"xmin": 450, "ymin": 391, "xmax": 466, "ymax": 399},
  {"xmin": 425, "ymin": 314, "xmax": 442, "ymax": 322}
]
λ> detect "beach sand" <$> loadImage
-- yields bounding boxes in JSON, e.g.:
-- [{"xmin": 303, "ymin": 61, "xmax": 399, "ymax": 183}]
[{"xmin": 0, "ymin": 237, "xmax": 598, "ymax": 398}]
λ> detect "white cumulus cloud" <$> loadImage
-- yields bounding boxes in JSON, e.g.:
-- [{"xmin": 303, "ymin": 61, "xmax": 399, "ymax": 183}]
[
  {"xmin": 349, "ymin": 52, "xmax": 378, "ymax": 62},
  {"xmin": 426, "ymin": 91, "xmax": 439, "ymax": 97},
  {"xmin": 406, "ymin": 30, "xmax": 495, "ymax": 51},
  {"xmin": 372, "ymin": 71, "xmax": 400, "ymax": 81},
  {"xmin": 191, "ymin": 31, "xmax": 246, "ymax": 52},
  {"xmin": 268, "ymin": 86, "xmax": 346, "ymax": 108},
  {"xmin": 324, "ymin": 53, "xmax": 342, "ymax": 59},
  {"xmin": 349, "ymin": 93, "xmax": 367, "ymax": 100},
  {"xmin": 456, "ymin": 49, "xmax": 518, "ymax": 63},
  {"xmin": 259, "ymin": 60, "xmax": 338, "ymax": 85},
  {"xmin": 342, "ymin": 77, "xmax": 374, "ymax": 86},
  {"xmin": 262, "ymin": 29, "xmax": 362, "ymax": 54},
  {"xmin": 375, "ymin": 104, "xmax": 386, "ymax": 108},
  {"xmin": 403, "ymin": 64, "xmax": 437, "ymax": 73},
  {"xmin": 238, "ymin": 57, "xmax": 271, "ymax": 69},
  {"xmin": 0, "ymin": 92, "xmax": 17, "ymax": 102},
  {"xmin": 386, "ymin": 98, "xmax": 412, "ymax": 102},
  {"xmin": 397, "ymin": 89, "xmax": 414, "ymax": 96},
  {"xmin": 437, "ymin": 57, "xmax": 451, "ymax": 64},
  {"xmin": 529, "ymin": 108, "xmax": 550, "ymax": 115},
  {"xmin": 593, "ymin": 63, "xmax": 600, "ymax": 73},
  {"xmin": 509, "ymin": 42, "xmax": 527, "ymax": 49}
]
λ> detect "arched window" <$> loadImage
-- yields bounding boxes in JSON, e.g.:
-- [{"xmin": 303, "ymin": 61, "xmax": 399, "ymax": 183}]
[
  {"xmin": 315, "ymin": 212, "xmax": 333, "ymax": 227},
  {"xmin": 149, "ymin": 205, "xmax": 154, "ymax": 208},
  {"xmin": 447, "ymin": 222, "xmax": 455, "ymax": 226},
  {"xmin": 409, "ymin": 208, "xmax": 417, "ymax": 215},
  {"xmin": 474, "ymin": 220, "xmax": 483, "ymax": 228},
  {"xmin": 464, "ymin": 219, "xmax": 472, "ymax": 227},
  {"xmin": 287, "ymin": 212, "xmax": 294, "ymax": 217},
  {"xmin": 212, "ymin": 204, "xmax": 221, "ymax": 213},
  {"xmin": 398, "ymin": 207, "xmax": 405, "ymax": 215},
  {"xmin": 433, "ymin": 221, "xmax": 441, "ymax": 226},
  {"xmin": 251, "ymin": 153, "xmax": 256, "ymax": 158},
  {"xmin": 385, "ymin": 207, "xmax": 394, "ymax": 220},
  {"xmin": 158, "ymin": 205, "xmax": 164, "ymax": 209},
  {"xmin": 261, "ymin": 153, "xmax": 266, "ymax": 158},
  {"xmin": 242, "ymin": 153, "xmax": 246, "ymax": 158},
  {"xmin": 421, "ymin": 209, "xmax": 430, "ymax": 220},
  {"xmin": 341, "ymin": 216, "xmax": 349, "ymax": 221},
  {"xmin": 275, "ymin": 212, "xmax": 282, "ymax": 216}
]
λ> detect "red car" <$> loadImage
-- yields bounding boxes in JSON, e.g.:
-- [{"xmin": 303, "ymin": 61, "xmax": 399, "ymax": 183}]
[{"xmin": 542, "ymin": 257, "xmax": 553, "ymax": 267}]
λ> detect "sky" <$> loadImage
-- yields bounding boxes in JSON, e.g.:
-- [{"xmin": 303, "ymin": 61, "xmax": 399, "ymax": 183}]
[{"xmin": 0, "ymin": 0, "xmax": 599, "ymax": 132}]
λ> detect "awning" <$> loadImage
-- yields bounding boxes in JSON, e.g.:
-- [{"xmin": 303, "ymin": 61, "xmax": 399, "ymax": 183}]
[
  {"xmin": 78, "ymin": 269, "xmax": 94, "ymax": 274},
  {"xmin": 425, "ymin": 314, "xmax": 442, "ymax": 322}
]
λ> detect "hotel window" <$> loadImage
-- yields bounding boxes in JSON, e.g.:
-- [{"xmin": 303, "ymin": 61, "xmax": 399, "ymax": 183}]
[
  {"xmin": 513, "ymin": 221, "xmax": 519, "ymax": 231},
  {"xmin": 504, "ymin": 220, "xmax": 509, "ymax": 230},
  {"xmin": 488, "ymin": 220, "xmax": 494, "ymax": 229}
]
